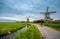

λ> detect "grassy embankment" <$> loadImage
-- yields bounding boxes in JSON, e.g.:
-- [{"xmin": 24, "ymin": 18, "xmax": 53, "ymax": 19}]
[
  {"xmin": 43, "ymin": 23, "xmax": 60, "ymax": 31},
  {"xmin": 0, "ymin": 22, "xmax": 26, "ymax": 36},
  {"xmin": 12, "ymin": 24, "xmax": 44, "ymax": 39}
]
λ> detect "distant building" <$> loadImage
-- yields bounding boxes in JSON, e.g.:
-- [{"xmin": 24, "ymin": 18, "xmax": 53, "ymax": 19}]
[
  {"xmin": 53, "ymin": 20, "xmax": 60, "ymax": 24},
  {"xmin": 33, "ymin": 19, "xmax": 44, "ymax": 23}
]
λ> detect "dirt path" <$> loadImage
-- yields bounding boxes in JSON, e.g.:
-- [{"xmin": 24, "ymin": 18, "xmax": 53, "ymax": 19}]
[
  {"xmin": 0, "ymin": 26, "xmax": 28, "ymax": 39},
  {"xmin": 34, "ymin": 24, "xmax": 60, "ymax": 39}
]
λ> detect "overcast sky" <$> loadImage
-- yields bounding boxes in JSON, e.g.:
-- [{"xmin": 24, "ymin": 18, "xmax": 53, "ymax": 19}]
[{"xmin": 0, "ymin": 0, "xmax": 60, "ymax": 22}]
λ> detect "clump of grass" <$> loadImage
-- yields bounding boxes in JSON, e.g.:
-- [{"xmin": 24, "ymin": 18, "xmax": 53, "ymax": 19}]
[
  {"xmin": 12, "ymin": 24, "xmax": 44, "ymax": 39},
  {"xmin": 0, "ymin": 22, "xmax": 26, "ymax": 36},
  {"xmin": 43, "ymin": 23, "xmax": 60, "ymax": 31}
]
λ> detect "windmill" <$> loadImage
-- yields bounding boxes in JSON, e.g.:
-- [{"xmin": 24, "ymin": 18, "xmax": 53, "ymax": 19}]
[
  {"xmin": 26, "ymin": 16, "xmax": 30, "ymax": 27},
  {"xmin": 26, "ymin": 16, "xmax": 29, "ymax": 22},
  {"xmin": 40, "ymin": 7, "xmax": 56, "ymax": 21}
]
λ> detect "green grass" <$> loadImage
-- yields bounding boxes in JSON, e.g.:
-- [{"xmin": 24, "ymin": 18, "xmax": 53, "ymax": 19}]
[
  {"xmin": 43, "ymin": 23, "xmax": 60, "ymax": 31},
  {"xmin": 12, "ymin": 24, "xmax": 44, "ymax": 39},
  {"xmin": 0, "ymin": 22, "xmax": 26, "ymax": 36}
]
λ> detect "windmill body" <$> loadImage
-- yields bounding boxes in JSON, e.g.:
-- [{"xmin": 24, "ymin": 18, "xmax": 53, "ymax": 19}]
[
  {"xmin": 41, "ymin": 7, "xmax": 56, "ymax": 21},
  {"xmin": 26, "ymin": 16, "xmax": 29, "ymax": 23}
]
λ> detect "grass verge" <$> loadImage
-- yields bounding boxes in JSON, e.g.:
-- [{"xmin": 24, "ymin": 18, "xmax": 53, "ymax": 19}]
[
  {"xmin": 43, "ymin": 23, "xmax": 60, "ymax": 31},
  {"xmin": 12, "ymin": 24, "xmax": 44, "ymax": 39},
  {"xmin": 0, "ymin": 22, "xmax": 26, "ymax": 36}
]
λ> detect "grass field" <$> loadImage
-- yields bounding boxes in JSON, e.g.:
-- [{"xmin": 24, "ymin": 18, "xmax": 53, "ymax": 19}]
[
  {"xmin": 43, "ymin": 23, "xmax": 60, "ymax": 31},
  {"xmin": 0, "ymin": 22, "xmax": 26, "ymax": 36},
  {"xmin": 12, "ymin": 24, "xmax": 44, "ymax": 39}
]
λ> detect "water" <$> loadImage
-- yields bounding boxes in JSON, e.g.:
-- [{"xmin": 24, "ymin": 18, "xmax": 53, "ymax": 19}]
[{"xmin": 0, "ymin": 26, "xmax": 28, "ymax": 39}]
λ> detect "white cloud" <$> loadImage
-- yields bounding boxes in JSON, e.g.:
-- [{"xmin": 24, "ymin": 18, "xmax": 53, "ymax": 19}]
[
  {"xmin": 0, "ymin": 14, "xmax": 34, "ymax": 21},
  {"xmin": 19, "ymin": 4, "xmax": 33, "ymax": 11},
  {"xmin": 0, "ymin": 17, "xmax": 20, "ymax": 21},
  {"xmin": 0, "ymin": 15, "xmax": 36, "ymax": 22}
]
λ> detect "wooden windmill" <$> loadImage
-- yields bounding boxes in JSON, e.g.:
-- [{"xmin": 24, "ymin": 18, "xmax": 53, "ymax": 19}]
[
  {"xmin": 26, "ymin": 16, "xmax": 29, "ymax": 22},
  {"xmin": 40, "ymin": 7, "xmax": 56, "ymax": 21},
  {"xmin": 26, "ymin": 16, "xmax": 30, "ymax": 27}
]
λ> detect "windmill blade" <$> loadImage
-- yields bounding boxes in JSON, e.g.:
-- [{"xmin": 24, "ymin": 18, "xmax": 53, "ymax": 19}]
[
  {"xmin": 49, "ymin": 11, "xmax": 56, "ymax": 13},
  {"xmin": 47, "ymin": 7, "xmax": 49, "ymax": 12}
]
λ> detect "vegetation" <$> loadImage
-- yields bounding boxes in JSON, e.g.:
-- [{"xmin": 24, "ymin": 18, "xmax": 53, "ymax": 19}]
[
  {"xmin": 52, "ymin": 20, "xmax": 60, "ymax": 24},
  {"xmin": 43, "ymin": 23, "xmax": 60, "ymax": 31},
  {"xmin": 0, "ymin": 22, "xmax": 26, "ymax": 36},
  {"xmin": 12, "ymin": 24, "xmax": 44, "ymax": 39}
]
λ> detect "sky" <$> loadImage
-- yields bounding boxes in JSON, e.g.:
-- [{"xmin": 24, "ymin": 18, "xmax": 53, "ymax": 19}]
[{"xmin": 0, "ymin": 0, "xmax": 60, "ymax": 22}]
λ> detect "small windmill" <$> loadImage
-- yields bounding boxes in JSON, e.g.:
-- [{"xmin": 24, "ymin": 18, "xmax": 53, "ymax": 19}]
[
  {"xmin": 26, "ymin": 16, "xmax": 30, "ymax": 27},
  {"xmin": 40, "ymin": 7, "xmax": 56, "ymax": 21},
  {"xmin": 26, "ymin": 16, "xmax": 29, "ymax": 22}
]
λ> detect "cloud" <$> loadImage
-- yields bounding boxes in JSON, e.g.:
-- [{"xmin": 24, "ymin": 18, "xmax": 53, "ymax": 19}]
[
  {"xmin": 0, "ymin": 17, "xmax": 20, "ymax": 21},
  {"xmin": 0, "ymin": 13, "xmax": 39, "ymax": 21},
  {"xmin": 0, "ymin": 0, "xmax": 60, "ymax": 22},
  {"xmin": 19, "ymin": 4, "xmax": 33, "ymax": 10}
]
